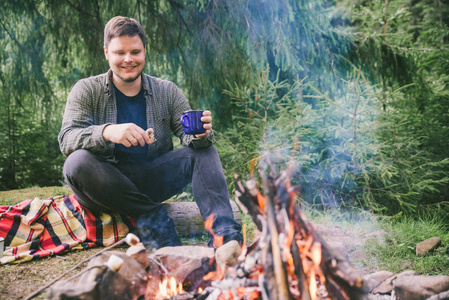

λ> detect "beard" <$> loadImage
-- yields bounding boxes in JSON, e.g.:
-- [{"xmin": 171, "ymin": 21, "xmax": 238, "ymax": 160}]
[
  {"xmin": 116, "ymin": 70, "xmax": 142, "ymax": 83},
  {"xmin": 112, "ymin": 62, "xmax": 144, "ymax": 84}
]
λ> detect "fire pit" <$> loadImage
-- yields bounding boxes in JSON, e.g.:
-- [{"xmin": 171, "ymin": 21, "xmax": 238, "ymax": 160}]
[
  {"xmin": 42, "ymin": 161, "xmax": 366, "ymax": 300},
  {"xmin": 164, "ymin": 165, "xmax": 365, "ymax": 300}
]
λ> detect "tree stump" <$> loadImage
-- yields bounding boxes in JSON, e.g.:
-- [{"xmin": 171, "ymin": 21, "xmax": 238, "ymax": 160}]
[{"xmin": 162, "ymin": 201, "xmax": 242, "ymax": 235}]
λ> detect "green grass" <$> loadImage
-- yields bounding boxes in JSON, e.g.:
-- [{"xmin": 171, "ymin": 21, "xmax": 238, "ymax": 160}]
[
  {"xmin": 303, "ymin": 207, "xmax": 449, "ymax": 276},
  {"xmin": 361, "ymin": 216, "xmax": 449, "ymax": 275},
  {"xmin": 0, "ymin": 186, "xmax": 72, "ymax": 206}
]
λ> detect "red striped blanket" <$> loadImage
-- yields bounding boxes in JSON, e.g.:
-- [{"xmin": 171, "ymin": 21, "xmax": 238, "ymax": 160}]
[{"xmin": 0, "ymin": 195, "xmax": 135, "ymax": 264}]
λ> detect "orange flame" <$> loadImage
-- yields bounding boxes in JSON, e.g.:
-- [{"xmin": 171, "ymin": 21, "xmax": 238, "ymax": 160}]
[
  {"xmin": 296, "ymin": 238, "xmax": 326, "ymax": 300},
  {"xmin": 310, "ymin": 242, "xmax": 326, "ymax": 284},
  {"xmin": 284, "ymin": 220, "xmax": 296, "ymax": 277},
  {"xmin": 309, "ymin": 268, "xmax": 317, "ymax": 300},
  {"xmin": 256, "ymin": 190, "xmax": 265, "ymax": 212},
  {"xmin": 202, "ymin": 267, "xmax": 224, "ymax": 281},
  {"xmin": 310, "ymin": 242, "xmax": 322, "ymax": 267},
  {"xmin": 202, "ymin": 214, "xmax": 226, "ymax": 282},
  {"xmin": 202, "ymin": 254, "xmax": 225, "ymax": 281},
  {"xmin": 155, "ymin": 276, "xmax": 183, "ymax": 299},
  {"xmin": 204, "ymin": 214, "xmax": 224, "ymax": 248}
]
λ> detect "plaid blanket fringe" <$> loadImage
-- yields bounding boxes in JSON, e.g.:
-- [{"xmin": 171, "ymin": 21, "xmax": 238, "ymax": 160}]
[{"xmin": 0, "ymin": 195, "xmax": 135, "ymax": 264}]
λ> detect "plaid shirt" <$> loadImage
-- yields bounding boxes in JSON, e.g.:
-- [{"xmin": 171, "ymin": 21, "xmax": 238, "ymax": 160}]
[{"xmin": 58, "ymin": 70, "xmax": 213, "ymax": 161}]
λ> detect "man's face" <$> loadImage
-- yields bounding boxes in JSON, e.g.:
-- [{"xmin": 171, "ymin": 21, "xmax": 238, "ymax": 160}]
[{"xmin": 104, "ymin": 35, "xmax": 146, "ymax": 84}]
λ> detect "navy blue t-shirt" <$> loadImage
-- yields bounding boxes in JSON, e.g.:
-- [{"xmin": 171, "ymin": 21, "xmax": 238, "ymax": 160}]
[{"xmin": 113, "ymin": 85, "xmax": 148, "ymax": 161}]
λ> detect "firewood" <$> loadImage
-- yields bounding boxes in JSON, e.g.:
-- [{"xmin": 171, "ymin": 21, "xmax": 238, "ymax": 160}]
[
  {"xmin": 290, "ymin": 206, "xmax": 365, "ymax": 300},
  {"xmin": 233, "ymin": 165, "xmax": 366, "ymax": 300},
  {"xmin": 233, "ymin": 174, "xmax": 264, "ymax": 231},
  {"xmin": 261, "ymin": 170, "xmax": 291, "ymax": 300},
  {"xmin": 163, "ymin": 201, "xmax": 241, "ymax": 235}
]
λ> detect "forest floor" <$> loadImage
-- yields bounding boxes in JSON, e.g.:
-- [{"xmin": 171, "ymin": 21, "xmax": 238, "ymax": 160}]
[{"xmin": 0, "ymin": 187, "xmax": 377, "ymax": 300}]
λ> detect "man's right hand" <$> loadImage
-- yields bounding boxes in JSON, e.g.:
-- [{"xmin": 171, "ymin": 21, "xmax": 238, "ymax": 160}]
[{"xmin": 103, "ymin": 123, "xmax": 151, "ymax": 147}]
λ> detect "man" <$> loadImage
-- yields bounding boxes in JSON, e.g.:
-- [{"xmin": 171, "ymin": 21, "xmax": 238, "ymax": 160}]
[{"xmin": 58, "ymin": 16, "xmax": 242, "ymax": 248}]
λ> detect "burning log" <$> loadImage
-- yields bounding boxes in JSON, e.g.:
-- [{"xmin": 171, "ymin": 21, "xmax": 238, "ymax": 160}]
[
  {"xmin": 229, "ymin": 159, "xmax": 365, "ymax": 300},
  {"xmin": 291, "ymin": 204, "xmax": 364, "ymax": 299},
  {"xmin": 260, "ymin": 168, "xmax": 290, "ymax": 300}
]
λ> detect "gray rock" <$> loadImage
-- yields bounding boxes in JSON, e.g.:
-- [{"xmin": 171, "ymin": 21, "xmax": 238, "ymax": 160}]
[
  {"xmin": 394, "ymin": 274, "xmax": 449, "ymax": 300},
  {"xmin": 364, "ymin": 271, "xmax": 394, "ymax": 292},
  {"xmin": 425, "ymin": 290, "xmax": 449, "ymax": 300},
  {"xmin": 215, "ymin": 240, "xmax": 242, "ymax": 274},
  {"xmin": 371, "ymin": 279, "xmax": 394, "ymax": 295},
  {"xmin": 365, "ymin": 293, "xmax": 393, "ymax": 300},
  {"xmin": 47, "ymin": 281, "xmax": 99, "ymax": 300},
  {"xmin": 416, "ymin": 237, "xmax": 442, "ymax": 256},
  {"xmin": 47, "ymin": 251, "xmax": 148, "ymax": 300},
  {"xmin": 369, "ymin": 270, "xmax": 419, "ymax": 295},
  {"xmin": 126, "ymin": 242, "xmax": 150, "ymax": 269}
]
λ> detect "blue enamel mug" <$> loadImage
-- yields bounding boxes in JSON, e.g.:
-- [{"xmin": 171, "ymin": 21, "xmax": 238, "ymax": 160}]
[{"xmin": 180, "ymin": 110, "xmax": 206, "ymax": 135}]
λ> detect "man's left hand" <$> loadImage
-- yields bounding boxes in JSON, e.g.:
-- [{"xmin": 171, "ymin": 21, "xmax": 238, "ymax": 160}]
[{"xmin": 195, "ymin": 110, "xmax": 212, "ymax": 138}]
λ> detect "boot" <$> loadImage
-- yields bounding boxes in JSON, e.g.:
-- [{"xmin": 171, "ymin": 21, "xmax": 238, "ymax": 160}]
[
  {"xmin": 206, "ymin": 215, "xmax": 243, "ymax": 247},
  {"xmin": 134, "ymin": 206, "xmax": 182, "ymax": 249}
]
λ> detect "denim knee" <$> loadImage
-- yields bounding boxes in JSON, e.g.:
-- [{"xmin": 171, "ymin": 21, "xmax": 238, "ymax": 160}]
[
  {"xmin": 63, "ymin": 149, "xmax": 99, "ymax": 183},
  {"xmin": 187, "ymin": 145, "xmax": 220, "ymax": 161},
  {"xmin": 64, "ymin": 149, "xmax": 84, "ymax": 174}
]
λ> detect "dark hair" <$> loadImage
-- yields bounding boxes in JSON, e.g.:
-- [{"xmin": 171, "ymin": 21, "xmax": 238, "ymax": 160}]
[{"xmin": 104, "ymin": 16, "xmax": 146, "ymax": 48}]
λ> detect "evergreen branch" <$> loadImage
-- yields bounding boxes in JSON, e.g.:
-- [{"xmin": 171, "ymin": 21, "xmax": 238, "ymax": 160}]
[
  {"xmin": 0, "ymin": 20, "xmax": 26, "ymax": 52},
  {"xmin": 64, "ymin": 0, "xmax": 97, "ymax": 18}
]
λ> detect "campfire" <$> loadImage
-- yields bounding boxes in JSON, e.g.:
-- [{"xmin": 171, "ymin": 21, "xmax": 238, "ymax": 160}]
[
  {"xmin": 156, "ymin": 276, "xmax": 184, "ymax": 299},
  {"xmin": 42, "ymin": 161, "xmax": 365, "ymax": 300},
  {"xmin": 144, "ymin": 161, "xmax": 364, "ymax": 300}
]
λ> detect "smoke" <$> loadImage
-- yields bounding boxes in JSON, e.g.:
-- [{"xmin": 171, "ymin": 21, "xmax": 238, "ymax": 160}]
[
  {"xmin": 259, "ymin": 73, "xmax": 380, "ymax": 210},
  {"xmin": 214, "ymin": 0, "xmax": 384, "ymax": 211}
]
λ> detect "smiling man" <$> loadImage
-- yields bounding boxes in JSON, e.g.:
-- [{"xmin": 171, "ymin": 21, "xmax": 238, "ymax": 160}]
[{"xmin": 58, "ymin": 16, "xmax": 243, "ymax": 248}]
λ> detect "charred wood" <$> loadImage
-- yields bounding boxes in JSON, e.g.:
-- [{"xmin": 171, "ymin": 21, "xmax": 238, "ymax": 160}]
[
  {"xmin": 233, "ymin": 165, "xmax": 365, "ymax": 300},
  {"xmin": 261, "ymin": 169, "xmax": 292, "ymax": 300}
]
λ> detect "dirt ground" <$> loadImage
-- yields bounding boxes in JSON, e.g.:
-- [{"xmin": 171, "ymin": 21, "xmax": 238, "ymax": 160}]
[
  {"xmin": 0, "ymin": 246, "xmax": 128, "ymax": 300},
  {"xmin": 0, "ymin": 223, "xmax": 373, "ymax": 300}
]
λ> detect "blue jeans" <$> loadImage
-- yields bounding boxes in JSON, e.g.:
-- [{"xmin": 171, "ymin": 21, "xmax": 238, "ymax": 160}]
[{"xmin": 63, "ymin": 146, "xmax": 242, "ymax": 245}]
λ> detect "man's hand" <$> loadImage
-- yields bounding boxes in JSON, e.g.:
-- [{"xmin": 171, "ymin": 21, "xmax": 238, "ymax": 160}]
[
  {"xmin": 195, "ymin": 110, "xmax": 212, "ymax": 138},
  {"xmin": 103, "ymin": 123, "xmax": 151, "ymax": 147}
]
